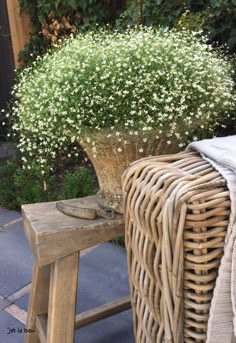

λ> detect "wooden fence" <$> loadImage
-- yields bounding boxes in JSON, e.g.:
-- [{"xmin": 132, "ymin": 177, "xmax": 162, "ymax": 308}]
[
  {"xmin": 6, "ymin": 0, "xmax": 31, "ymax": 68},
  {"xmin": 0, "ymin": 0, "xmax": 15, "ymax": 111},
  {"xmin": 0, "ymin": 0, "xmax": 30, "ymax": 109},
  {"xmin": 0, "ymin": 0, "xmax": 31, "ymax": 110}
]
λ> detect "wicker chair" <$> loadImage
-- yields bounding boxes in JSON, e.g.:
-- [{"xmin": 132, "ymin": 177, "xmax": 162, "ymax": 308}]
[{"xmin": 122, "ymin": 151, "xmax": 230, "ymax": 343}]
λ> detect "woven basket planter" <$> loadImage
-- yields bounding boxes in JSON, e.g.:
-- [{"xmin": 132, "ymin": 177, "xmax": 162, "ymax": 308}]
[
  {"xmin": 80, "ymin": 133, "xmax": 179, "ymax": 214},
  {"xmin": 122, "ymin": 151, "xmax": 230, "ymax": 342}
]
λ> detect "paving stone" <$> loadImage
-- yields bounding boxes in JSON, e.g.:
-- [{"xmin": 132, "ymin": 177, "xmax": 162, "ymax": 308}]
[
  {"xmin": 5, "ymin": 304, "xmax": 27, "ymax": 325},
  {"xmin": 0, "ymin": 221, "xmax": 34, "ymax": 297},
  {"xmin": 14, "ymin": 294, "xmax": 29, "ymax": 312},
  {"xmin": 0, "ymin": 298, "xmax": 11, "ymax": 310},
  {"xmin": 0, "ymin": 310, "xmax": 25, "ymax": 343},
  {"xmin": 75, "ymin": 312, "xmax": 135, "ymax": 343},
  {"xmin": 7, "ymin": 283, "xmax": 31, "ymax": 303},
  {"xmin": 15, "ymin": 296, "xmax": 135, "ymax": 343},
  {"xmin": 77, "ymin": 243, "xmax": 131, "ymax": 312},
  {"xmin": 0, "ymin": 207, "xmax": 21, "ymax": 226},
  {"xmin": 15, "ymin": 243, "xmax": 134, "ymax": 342},
  {"xmin": 76, "ymin": 243, "xmax": 134, "ymax": 342}
]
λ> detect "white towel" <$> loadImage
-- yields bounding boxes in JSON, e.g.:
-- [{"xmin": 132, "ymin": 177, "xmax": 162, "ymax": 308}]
[{"xmin": 187, "ymin": 135, "xmax": 236, "ymax": 342}]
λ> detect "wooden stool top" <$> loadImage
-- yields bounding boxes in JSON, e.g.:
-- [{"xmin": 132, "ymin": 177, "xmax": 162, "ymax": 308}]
[{"xmin": 22, "ymin": 196, "xmax": 124, "ymax": 267}]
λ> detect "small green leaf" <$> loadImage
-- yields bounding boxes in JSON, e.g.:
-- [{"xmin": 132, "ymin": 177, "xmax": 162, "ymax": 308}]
[
  {"xmin": 67, "ymin": 0, "xmax": 78, "ymax": 10},
  {"xmin": 228, "ymin": 36, "xmax": 236, "ymax": 49}
]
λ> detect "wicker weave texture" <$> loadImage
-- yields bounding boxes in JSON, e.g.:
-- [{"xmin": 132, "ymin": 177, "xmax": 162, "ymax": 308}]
[{"xmin": 122, "ymin": 152, "xmax": 230, "ymax": 343}]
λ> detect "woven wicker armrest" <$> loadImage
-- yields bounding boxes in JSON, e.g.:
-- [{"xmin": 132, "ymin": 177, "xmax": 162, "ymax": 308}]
[{"xmin": 122, "ymin": 151, "xmax": 230, "ymax": 343}]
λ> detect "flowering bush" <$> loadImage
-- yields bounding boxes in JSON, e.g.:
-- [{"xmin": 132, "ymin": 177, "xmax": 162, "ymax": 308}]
[{"xmin": 10, "ymin": 28, "xmax": 235, "ymax": 169}]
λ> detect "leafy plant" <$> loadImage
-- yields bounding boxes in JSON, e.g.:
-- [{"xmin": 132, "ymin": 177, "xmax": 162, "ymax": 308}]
[
  {"xmin": 0, "ymin": 161, "xmax": 96, "ymax": 209},
  {"xmin": 116, "ymin": 0, "xmax": 236, "ymax": 53},
  {"xmin": 18, "ymin": 32, "xmax": 47, "ymax": 66},
  {"xmin": 176, "ymin": 9, "xmax": 207, "ymax": 32},
  {"xmin": 19, "ymin": 0, "xmax": 111, "ymax": 25},
  {"xmin": 10, "ymin": 28, "xmax": 236, "ymax": 171},
  {"xmin": 14, "ymin": 163, "xmax": 56, "ymax": 205},
  {"xmin": 59, "ymin": 167, "xmax": 95, "ymax": 199},
  {"xmin": 116, "ymin": 0, "xmax": 188, "ymax": 28},
  {"xmin": 0, "ymin": 162, "xmax": 18, "ymax": 209},
  {"xmin": 17, "ymin": 0, "xmax": 124, "ymax": 65},
  {"xmin": 203, "ymin": 0, "xmax": 236, "ymax": 52}
]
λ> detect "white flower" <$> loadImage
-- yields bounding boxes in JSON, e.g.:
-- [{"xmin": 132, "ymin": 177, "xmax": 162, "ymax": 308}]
[{"xmin": 9, "ymin": 27, "xmax": 235, "ymax": 169}]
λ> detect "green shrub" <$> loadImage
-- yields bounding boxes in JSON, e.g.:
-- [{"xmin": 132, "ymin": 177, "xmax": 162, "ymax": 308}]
[
  {"xmin": 14, "ymin": 163, "xmax": 56, "ymax": 205},
  {"xmin": 176, "ymin": 10, "xmax": 206, "ymax": 32},
  {"xmin": 0, "ymin": 162, "xmax": 95, "ymax": 209},
  {"xmin": 0, "ymin": 162, "xmax": 19, "ymax": 209},
  {"xmin": 18, "ymin": 0, "xmax": 121, "ymax": 64},
  {"xmin": 203, "ymin": 0, "xmax": 236, "ymax": 52},
  {"xmin": 116, "ymin": 0, "xmax": 187, "ymax": 28},
  {"xmin": 117, "ymin": 0, "xmax": 236, "ymax": 53},
  {"xmin": 17, "ymin": 0, "xmax": 236, "ymax": 67},
  {"xmin": 11, "ymin": 28, "xmax": 236, "ymax": 170},
  {"xmin": 18, "ymin": 32, "xmax": 47, "ymax": 66},
  {"xmin": 19, "ymin": 0, "xmax": 111, "ymax": 26},
  {"xmin": 59, "ymin": 167, "xmax": 95, "ymax": 199},
  {"xmin": 0, "ymin": 162, "xmax": 57, "ymax": 209}
]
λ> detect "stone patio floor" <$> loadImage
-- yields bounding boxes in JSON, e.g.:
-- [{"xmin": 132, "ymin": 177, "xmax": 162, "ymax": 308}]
[{"xmin": 0, "ymin": 206, "xmax": 135, "ymax": 343}]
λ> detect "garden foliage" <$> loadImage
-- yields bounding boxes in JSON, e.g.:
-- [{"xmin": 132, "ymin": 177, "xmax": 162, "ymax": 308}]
[
  {"xmin": 18, "ymin": 0, "xmax": 123, "ymax": 64},
  {"xmin": 19, "ymin": 0, "xmax": 112, "ymax": 25},
  {"xmin": 18, "ymin": 0, "xmax": 236, "ymax": 65},
  {"xmin": 116, "ymin": 0, "xmax": 188, "ymax": 28},
  {"xmin": 204, "ymin": 0, "xmax": 236, "ymax": 52},
  {"xmin": 11, "ymin": 28, "xmax": 235, "ymax": 170},
  {"xmin": 117, "ymin": 1, "xmax": 236, "ymax": 52},
  {"xmin": 0, "ymin": 162, "xmax": 95, "ymax": 209},
  {"xmin": 0, "ymin": 162, "xmax": 19, "ymax": 209},
  {"xmin": 59, "ymin": 167, "xmax": 95, "ymax": 200}
]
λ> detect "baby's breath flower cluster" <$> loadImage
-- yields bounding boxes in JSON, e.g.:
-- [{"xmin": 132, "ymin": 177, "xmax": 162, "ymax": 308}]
[{"xmin": 10, "ymin": 28, "xmax": 235, "ymax": 168}]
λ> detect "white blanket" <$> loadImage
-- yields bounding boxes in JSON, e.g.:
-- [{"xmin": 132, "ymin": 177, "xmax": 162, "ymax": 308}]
[{"xmin": 187, "ymin": 135, "xmax": 236, "ymax": 343}]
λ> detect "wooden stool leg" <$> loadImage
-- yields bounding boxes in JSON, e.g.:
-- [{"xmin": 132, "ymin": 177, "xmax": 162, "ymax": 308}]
[
  {"xmin": 24, "ymin": 263, "xmax": 50, "ymax": 343},
  {"xmin": 47, "ymin": 252, "xmax": 79, "ymax": 343}
]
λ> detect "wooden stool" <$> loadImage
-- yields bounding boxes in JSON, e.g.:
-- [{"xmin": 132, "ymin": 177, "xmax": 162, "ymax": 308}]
[{"xmin": 22, "ymin": 195, "xmax": 131, "ymax": 343}]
